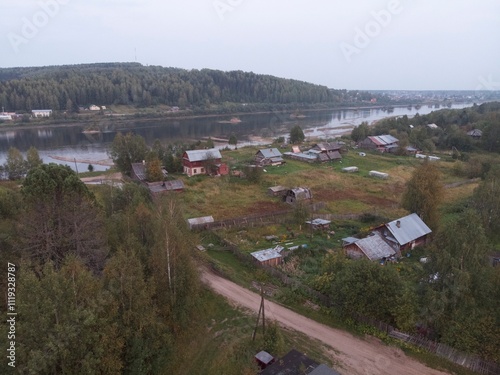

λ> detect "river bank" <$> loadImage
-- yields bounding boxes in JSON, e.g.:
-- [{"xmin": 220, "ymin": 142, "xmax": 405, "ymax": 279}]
[{"xmin": 0, "ymin": 102, "xmax": 466, "ymax": 132}]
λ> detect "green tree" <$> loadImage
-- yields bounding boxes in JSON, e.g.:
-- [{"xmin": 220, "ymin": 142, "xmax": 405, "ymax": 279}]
[
  {"xmin": 109, "ymin": 132, "xmax": 148, "ymax": 175},
  {"xmin": 5, "ymin": 147, "xmax": 26, "ymax": 180},
  {"xmin": 104, "ymin": 248, "xmax": 173, "ymax": 373},
  {"xmin": 401, "ymin": 159, "xmax": 443, "ymax": 230},
  {"xmin": 146, "ymin": 155, "xmax": 164, "ymax": 182},
  {"xmin": 16, "ymin": 257, "xmax": 123, "ymax": 374},
  {"xmin": 26, "ymin": 146, "xmax": 43, "ymax": 171},
  {"xmin": 228, "ymin": 134, "xmax": 238, "ymax": 149},
  {"xmin": 351, "ymin": 122, "xmax": 369, "ymax": 142},
  {"xmin": 289, "ymin": 125, "xmax": 305, "ymax": 144},
  {"xmin": 473, "ymin": 167, "xmax": 500, "ymax": 238},
  {"xmin": 21, "ymin": 164, "xmax": 107, "ymax": 270}
]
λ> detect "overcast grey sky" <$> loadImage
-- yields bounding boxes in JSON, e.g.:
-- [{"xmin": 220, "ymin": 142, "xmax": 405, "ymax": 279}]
[{"xmin": 1, "ymin": 0, "xmax": 499, "ymax": 90}]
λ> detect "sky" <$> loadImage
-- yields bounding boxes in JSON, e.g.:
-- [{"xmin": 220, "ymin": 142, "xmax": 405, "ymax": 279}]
[{"xmin": 1, "ymin": 0, "xmax": 500, "ymax": 91}]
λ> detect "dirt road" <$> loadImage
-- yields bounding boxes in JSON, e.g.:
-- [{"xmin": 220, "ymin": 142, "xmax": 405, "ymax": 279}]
[{"xmin": 201, "ymin": 270, "xmax": 449, "ymax": 375}]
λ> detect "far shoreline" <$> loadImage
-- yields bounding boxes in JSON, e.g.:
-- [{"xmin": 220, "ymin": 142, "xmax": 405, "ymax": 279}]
[{"xmin": 0, "ymin": 102, "xmax": 473, "ymax": 133}]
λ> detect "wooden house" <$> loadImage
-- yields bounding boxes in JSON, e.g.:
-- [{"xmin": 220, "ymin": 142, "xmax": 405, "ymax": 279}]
[
  {"xmin": 374, "ymin": 213, "xmax": 432, "ymax": 253},
  {"xmin": 182, "ymin": 148, "xmax": 228, "ymax": 177},
  {"xmin": 359, "ymin": 135, "xmax": 399, "ymax": 153},
  {"xmin": 255, "ymin": 148, "xmax": 285, "ymax": 166},
  {"xmin": 343, "ymin": 233, "xmax": 396, "ymax": 261},
  {"xmin": 310, "ymin": 142, "xmax": 343, "ymax": 161},
  {"xmin": 130, "ymin": 162, "xmax": 183, "ymax": 195},
  {"xmin": 283, "ymin": 187, "xmax": 312, "ymax": 204}
]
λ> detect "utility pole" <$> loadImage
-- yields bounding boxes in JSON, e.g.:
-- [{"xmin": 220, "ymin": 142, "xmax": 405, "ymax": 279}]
[{"xmin": 252, "ymin": 285, "xmax": 266, "ymax": 340}]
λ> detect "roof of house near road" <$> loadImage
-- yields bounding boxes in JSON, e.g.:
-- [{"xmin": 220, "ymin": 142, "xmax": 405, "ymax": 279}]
[
  {"xmin": 308, "ymin": 364, "xmax": 341, "ymax": 375},
  {"xmin": 184, "ymin": 148, "xmax": 222, "ymax": 162},
  {"xmin": 251, "ymin": 245, "xmax": 284, "ymax": 262},
  {"xmin": 187, "ymin": 216, "xmax": 214, "ymax": 229},
  {"xmin": 260, "ymin": 349, "xmax": 318, "ymax": 375},
  {"xmin": 385, "ymin": 213, "xmax": 432, "ymax": 246},
  {"xmin": 351, "ymin": 233, "xmax": 396, "ymax": 261},
  {"xmin": 255, "ymin": 351, "xmax": 274, "ymax": 366},
  {"xmin": 367, "ymin": 135, "xmax": 399, "ymax": 146}
]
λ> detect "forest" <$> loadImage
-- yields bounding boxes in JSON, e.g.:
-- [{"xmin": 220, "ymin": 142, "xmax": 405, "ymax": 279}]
[
  {"xmin": 0, "ymin": 63, "xmax": 387, "ymax": 113},
  {"xmin": 0, "ymin": 163, "xmax": 205, "ymax": 374}
]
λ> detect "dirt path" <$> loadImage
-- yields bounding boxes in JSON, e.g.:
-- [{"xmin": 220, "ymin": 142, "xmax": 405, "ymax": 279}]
[
  {"xmin": 201, "ymin": 270, "xmax": 449, "ymax": 375},
  {"xmin": 80, "ymin": 172, "xmax": 123, "ymax": 183}
]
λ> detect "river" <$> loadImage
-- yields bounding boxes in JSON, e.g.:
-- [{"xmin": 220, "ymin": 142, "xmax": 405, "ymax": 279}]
[{"xmin": 0, "ymin": 103, "xmax": 473, "ymax": 171}]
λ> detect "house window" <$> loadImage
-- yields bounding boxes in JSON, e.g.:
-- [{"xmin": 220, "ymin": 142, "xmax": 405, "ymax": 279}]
[
  {"xmin": 193, "ymin": 169, "xmax": 197, "ymax": 174},
  {"xmin": 201, "ymin": 168, "xmax": 205, "ymax": 173}
]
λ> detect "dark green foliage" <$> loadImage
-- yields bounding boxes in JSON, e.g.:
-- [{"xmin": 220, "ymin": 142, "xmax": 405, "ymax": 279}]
[
  {"xmin": 16, "ymin": 258, "xmax": 124, "ymax": 375},
  {"xmin": 472, "ymin": 167, "xmax": 500, "ymax": 238},
  {"xmin": 401, "ymin": 160, "xmax": 443, "ymax": 230},
  {"xmin": 289, "ymin": 125, "xmax": 305, "ymax": 144},
  {"xmin": 4, "ymin": 147, "xmax": 26, "ymax": 180},
  {"xmin": 109, "ymin": 132, "xmax": 148, "ymax": 175},
  {"xmin": 244, "ymin": 165, "xmax": 263, "ymax": 183},
  {"xmin": 21, "ymin": 164, "xmax": 107, "ymax": 270},
  {"xmin": 229, "ymin": 134, "xmax": 238, "ymax": 148},
  {"xmin": 0, "ymin": 63, "xmax": 336, "ymax": 111},
  {"xmin": 351, "ymin": 121, "xmax": 369, "ymax": 142}
]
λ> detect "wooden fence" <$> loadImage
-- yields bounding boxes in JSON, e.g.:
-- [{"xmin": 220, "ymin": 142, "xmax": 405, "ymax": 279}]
[
  {"xmin": 214, "ymin": 235, "xmax": 500, "ymax": 375},
  {"xmin": 190, "ymin": 202, "xmax": 328, "ymax": 231}
]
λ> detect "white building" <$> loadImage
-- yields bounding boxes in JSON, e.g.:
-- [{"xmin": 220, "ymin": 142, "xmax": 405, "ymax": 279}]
[{"xmin": 32, "ymin": 109, "xmax": 52, "ymax": 117}]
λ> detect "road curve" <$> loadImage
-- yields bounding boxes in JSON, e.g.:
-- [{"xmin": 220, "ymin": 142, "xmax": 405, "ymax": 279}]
[{"xmin": 201, "ymin": 270, "xmax": 449, "ymax": 375}]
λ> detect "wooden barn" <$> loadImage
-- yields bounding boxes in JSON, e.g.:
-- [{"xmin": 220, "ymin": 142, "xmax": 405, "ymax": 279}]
[{"xmin": 359, "ymin": 135, "xmax": 399, "ymax": 153}]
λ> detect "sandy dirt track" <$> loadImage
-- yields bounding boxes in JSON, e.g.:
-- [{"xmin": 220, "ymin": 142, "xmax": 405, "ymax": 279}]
[{"xmin": 201, "ymin": 270, "xmax": 449, "ymax": 375}]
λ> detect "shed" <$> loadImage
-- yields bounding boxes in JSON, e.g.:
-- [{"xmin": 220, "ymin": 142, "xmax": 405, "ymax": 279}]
[
  {"xmin": 306, "ymin": 218, "xmax": 331, "ymax": 230},
  {"xmin": 255, "ymin": 351, "xmax": 275, "ymax": 370},
  {"xmin": 369, "ymin": 170, "xmax": 389, "ymax": 179},
  {"xmin": 342, "ymin": 166, "xmax": 359, "ymax": 173},
  {"xmin": 267, "ymin": 186, "xmax": 288, "ymax": 197},
  {"xmin": 251, "ymin": 246, "xmax": 284, "ymax": 267},
  {"xmin": 283, "ymin": 187, "xmax": 312, "ymax": 204},
  {"xmin": 261, "ymin": 349, "xmax": 318, "ymax": 375},
  {"xmin": 187, "ymin": 216, "xmax": 214, "ymax": 230}
]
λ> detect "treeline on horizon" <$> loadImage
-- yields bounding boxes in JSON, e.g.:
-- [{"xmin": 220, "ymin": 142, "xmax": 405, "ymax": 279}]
[{"xmin": 0, "ymin": 62, "xmax": 385, "ymax": 112}]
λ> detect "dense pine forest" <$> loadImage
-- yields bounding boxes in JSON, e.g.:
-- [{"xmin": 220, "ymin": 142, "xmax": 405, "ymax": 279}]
[{"xmin": 0, "ymin": 63, "xmax": 383, "ymax": 113}]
